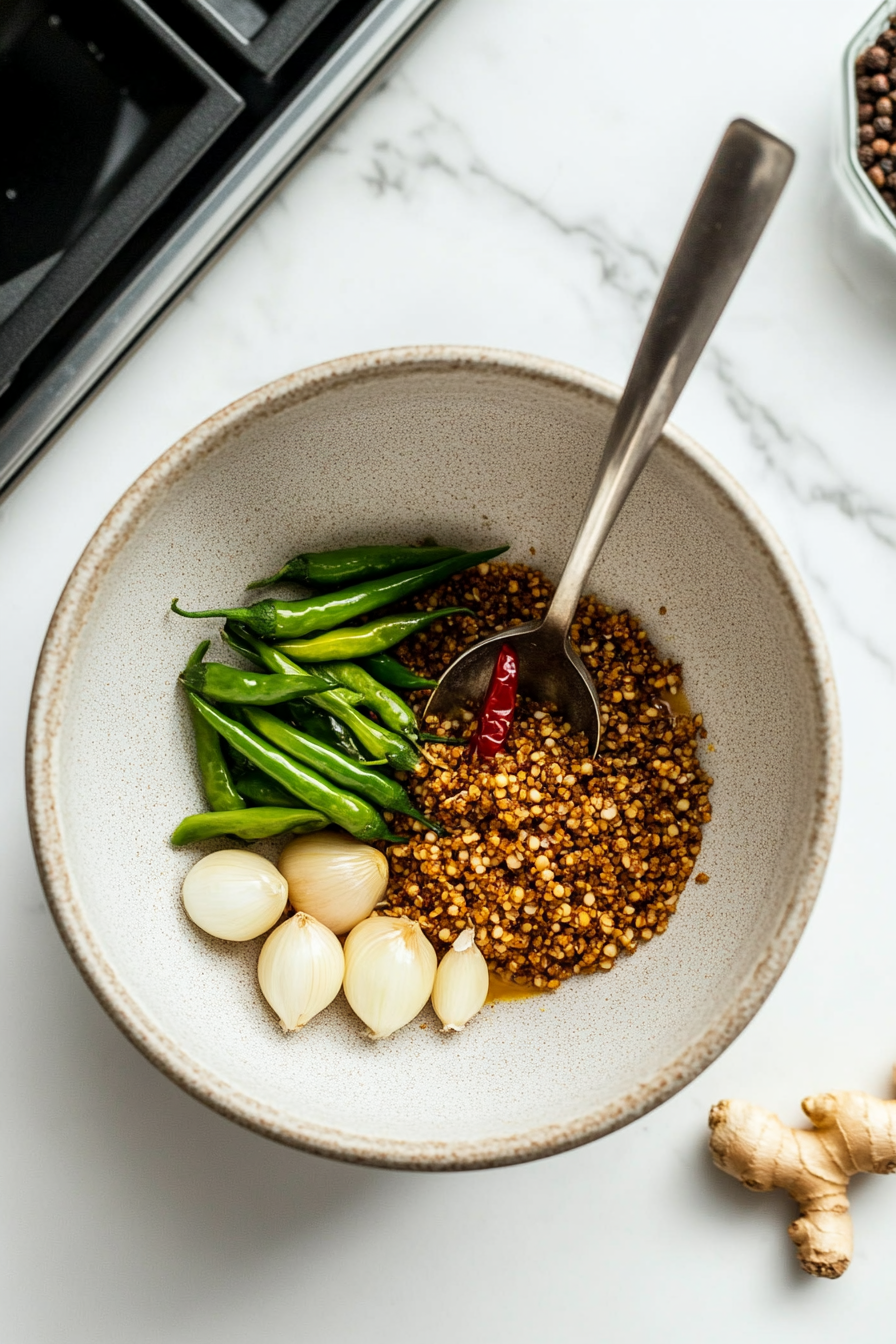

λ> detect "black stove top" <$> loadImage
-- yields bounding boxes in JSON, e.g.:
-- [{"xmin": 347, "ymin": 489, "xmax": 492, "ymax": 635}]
[{"xmin": 0, "ymin": 0, "xmax": 441, "ymax": 497}]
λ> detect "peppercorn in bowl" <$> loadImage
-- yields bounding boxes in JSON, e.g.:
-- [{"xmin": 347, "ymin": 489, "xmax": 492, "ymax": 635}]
[
  {"xmin": 831, "ymin": 4, "xmax": 896, "ymax": 307},
  {"xmin": 27, "ymin": 346, "xmax": 840, "ymax": 1169}
]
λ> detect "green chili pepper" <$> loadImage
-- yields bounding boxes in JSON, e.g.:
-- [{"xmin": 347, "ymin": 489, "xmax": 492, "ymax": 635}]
[
  {"xmin": 223, "ymin": 621, "xmax": 420, "ymax": 770},
  {"xmin": 185, "ymin": 691, "xmax": 401, "ymax": 843},
  {"xmin": 170, "ymin": 807, "xmax": 328, "ymax": 846},
  {"xmin": 171, "ymin": 546, "xmax": 506, "ymax": 638},
  {"xmin": 275, "ymin": 607, "xmax": 470, "ymax": 663},
  {"xmin": 234, "ymin": 770, "xmax": 299, "ymax": 806},
  {"xmin": 180, "ymin": 660, "xmax": 328, "ymax": 706},
  {"xmin": 298, "ymin": 694, "xmax": 419, "ymax": 771},
  {"xmin": 285, "ymin": 693, "xmax": 420, "ymax": 772},
  {"xmin": 247, "ymin": 543, "xmax": 465, "ymax": 590},
  {"xmin": 243, "ymin": 707, "xmax": 437, "ymax": 830},
  {"xmin": 223, "ymin": 622, "xmax": 377, "ymax": 756},
  {"xmin": 222, "ymin": 623, "xmax": 360, "ymax": 708},
  {"xmin": 285, "ymin": 699, "xmax": 374, "ymax": 763},
  {"xmin": 183, "ymin": 642, "xmax": 246, "ymax": 812},
  {"xmin": 360, "ymin": 652, "xmax": 438, "ymax": 690},
  {"xmin": 222, "ymin": 743, "xmax": 259, "ymax": 785},
  {"xmin": 315, "ymin": 661, "xmax": 417, "ymax": 740}
]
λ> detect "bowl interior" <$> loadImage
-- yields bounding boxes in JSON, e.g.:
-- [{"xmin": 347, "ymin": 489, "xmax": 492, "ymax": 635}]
[{"xmin": 32, "ymin": 351, "xmax": 837, "ymax": 1167}]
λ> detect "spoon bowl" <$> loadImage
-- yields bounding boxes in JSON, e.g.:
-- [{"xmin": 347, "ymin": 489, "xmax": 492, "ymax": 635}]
[
  {"xmin": 426, "ymin": 119, "xmax": 795, "ymax": 752},
  {"xmin": 424, "ymin": 620, "xmax": 602, "ymax": 749}
]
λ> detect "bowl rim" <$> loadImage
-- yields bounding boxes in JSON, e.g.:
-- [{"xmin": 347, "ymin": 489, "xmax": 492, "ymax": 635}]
[{"xmin": 25, "ymin": 344, "xmax": 841, "ymax": 1170}]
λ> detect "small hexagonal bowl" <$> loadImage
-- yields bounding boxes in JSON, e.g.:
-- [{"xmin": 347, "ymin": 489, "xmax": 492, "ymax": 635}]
[{"xmin": 830, "ymin": 3, "xmax": 896, "ymax": 304}]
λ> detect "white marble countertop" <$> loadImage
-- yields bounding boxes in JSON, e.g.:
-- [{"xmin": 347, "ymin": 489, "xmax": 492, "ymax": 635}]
[{"xmin": 3, "ymin": 0, "xmax": 896, "ymax": 1338}]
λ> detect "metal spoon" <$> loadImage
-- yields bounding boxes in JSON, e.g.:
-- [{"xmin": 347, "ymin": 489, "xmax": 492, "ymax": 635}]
[{"xmin": 425, "ymin": 118, "xmax": 794, "ymax": 753}]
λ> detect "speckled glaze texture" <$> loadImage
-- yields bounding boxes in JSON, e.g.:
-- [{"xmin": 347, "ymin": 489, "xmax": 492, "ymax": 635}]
[{"xmin": 26, "ymin": 347, "xmax": 840, "ymax": 1170}]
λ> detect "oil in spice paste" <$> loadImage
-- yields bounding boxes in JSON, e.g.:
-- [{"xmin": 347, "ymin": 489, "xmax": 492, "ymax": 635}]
[{"xmin": 485, "ymin": 973, "xmax": 547, "ymax": 1003}]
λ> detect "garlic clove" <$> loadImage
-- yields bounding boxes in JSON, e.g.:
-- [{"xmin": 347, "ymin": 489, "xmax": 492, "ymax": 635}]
[
  {"xmin": 432, "ymin": 927, "xmax": 490, "ymax": 1030},
  {"xmin": 278, "ymin": 831, "xmax": 389, "ymax": 935},
  {"xmin": 182, "ymin": 849, "xmax": 287, "ymax": 941},
  {"xmin": 343, "ymin": 914, "xmax": 437, "ymax": 1039},
  {"xmin": 257, "ymin": 912, "xmax": 344, "ymax": 1030}
]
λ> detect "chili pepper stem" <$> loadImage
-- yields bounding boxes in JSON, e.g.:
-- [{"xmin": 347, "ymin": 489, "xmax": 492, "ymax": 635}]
[
  {"xmin": 172, "ymin": 599, "xmax": 256, "ymax": 622},
  {"xmin": 245, "ymin": 566, "xmax": 291, "ymax": 590},
  {"xmin": 186, "ymin": 640, "xmax": 211, "ymax": 667}
]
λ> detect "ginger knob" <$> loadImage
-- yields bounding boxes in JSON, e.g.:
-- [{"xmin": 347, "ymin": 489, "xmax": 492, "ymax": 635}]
[{"xmin": 708, "ymin": 1082, "xmax": 896, "ymax": 1278}]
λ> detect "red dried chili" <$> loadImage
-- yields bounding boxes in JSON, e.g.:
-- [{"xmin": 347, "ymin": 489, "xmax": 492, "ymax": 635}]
[{"xmin": 470, "ymin": 643, "xmax": 518, "ymax": 758}]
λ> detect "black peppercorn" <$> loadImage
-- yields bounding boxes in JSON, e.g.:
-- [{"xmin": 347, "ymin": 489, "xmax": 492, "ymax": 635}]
[{"xmin": 855, "ymin": 18, "xmax": 896, "ymax": 214}]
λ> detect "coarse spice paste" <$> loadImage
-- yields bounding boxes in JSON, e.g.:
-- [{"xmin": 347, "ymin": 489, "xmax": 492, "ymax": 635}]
[{"xmin": 382, "ymin": 561, "xmax": 713, "ymax": 989}]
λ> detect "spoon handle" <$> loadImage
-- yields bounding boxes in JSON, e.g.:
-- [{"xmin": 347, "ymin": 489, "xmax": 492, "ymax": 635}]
[{"xmin": 543, "ymin": 118, "xmax": 795, "ymax": 638}]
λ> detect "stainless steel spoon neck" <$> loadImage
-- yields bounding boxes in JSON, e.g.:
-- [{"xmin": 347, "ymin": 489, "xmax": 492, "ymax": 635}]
[
  {"xmin": 542, "ymin": 118, "xmax": 794, "ymax": 645},
  {"xmin": 542, "ymin": 368, "xmax": 676, "ymax": 639},
  {"xmin": 427, "ymin": 119, "xmax": 794, "ymax": 751}
]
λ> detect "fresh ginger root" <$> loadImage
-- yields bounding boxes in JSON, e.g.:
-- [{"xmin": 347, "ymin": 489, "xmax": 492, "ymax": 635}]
[{"xmin": 709, "ymin": 1085, "xmax": 896, "ymax": 1278}]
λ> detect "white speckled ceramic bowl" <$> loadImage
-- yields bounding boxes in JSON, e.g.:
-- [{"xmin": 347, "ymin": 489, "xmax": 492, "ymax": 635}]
[{"xmin": 27, "ymin": 347, "xmax": 840, "ymax": 1169}]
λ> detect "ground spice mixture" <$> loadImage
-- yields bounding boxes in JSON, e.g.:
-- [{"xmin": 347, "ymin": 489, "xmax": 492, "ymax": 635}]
[{"xmin": 380, "ymin": 561, "xmax": 713, "ymax": 989}]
